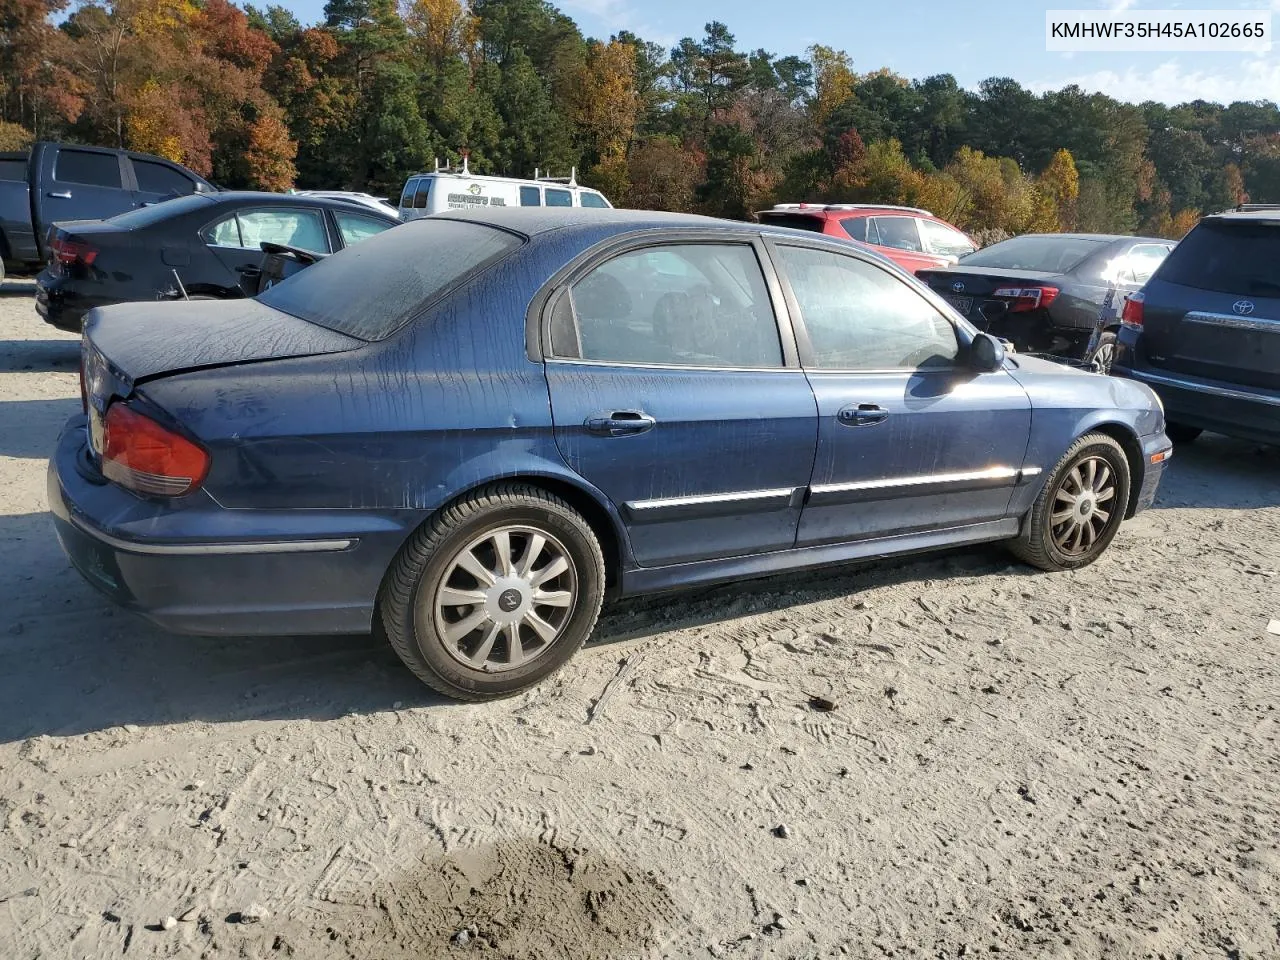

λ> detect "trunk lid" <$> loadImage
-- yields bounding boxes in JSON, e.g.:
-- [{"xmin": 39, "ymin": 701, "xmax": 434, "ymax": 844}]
[
  {"xmin": 916, "ymin": 268, "xmax": 1064, "ymax": 320},
  {"xmin": 81, "ymin": 298, "xmax": 362, "ymax": 458},
  {"xmin": 1137, "ymin": 217, "xmax": 1280, "ymax": 391}
]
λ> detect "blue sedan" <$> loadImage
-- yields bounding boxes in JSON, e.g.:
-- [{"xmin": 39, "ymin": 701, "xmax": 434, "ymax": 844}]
[{"xmin": 50, "ymin": 210, "xmax": 1172, "ymax": 700}]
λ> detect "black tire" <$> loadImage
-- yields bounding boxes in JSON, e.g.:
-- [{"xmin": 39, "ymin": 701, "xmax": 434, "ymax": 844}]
[
  {"xmin": 376, "ymin": 483, "xmax": 606, "ymax": 701},
  {"xmin": 1010, "ymin": 432, "xmax": 1132, "ymax": 572},
  {"xmin": 1165, "ymin": 422, "xmax": 1202, "ymax": 445},
  {"xmin": 1088, "ymin": 330, "xmax": 1117, "ymax": 374}
]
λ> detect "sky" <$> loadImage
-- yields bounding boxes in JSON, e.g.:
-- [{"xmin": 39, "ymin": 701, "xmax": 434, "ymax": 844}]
[{"xmin": 278, "ymin": 0, "xmax": 1280, "ymax": 106}]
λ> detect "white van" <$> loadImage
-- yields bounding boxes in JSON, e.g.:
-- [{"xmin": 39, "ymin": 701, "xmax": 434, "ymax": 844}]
[{"xmin": 398, "ymin": 160, "xmax": 611, "ymax": 220}]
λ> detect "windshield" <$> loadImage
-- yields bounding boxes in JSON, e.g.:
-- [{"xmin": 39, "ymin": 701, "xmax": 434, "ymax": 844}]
[
  {"xmin": 108, "ymin": 194, "xmax": 214, "ymax": 228},
  {"xmin": 959, "ymin": 235, "xmax": 1103, "ymax": 273},
  {"xmin": 257, "ymin": 218, "xmax": 523, "ymax": 340},
  {"xmin": 1156, "ymin": 220, "xmax": 1280, "ymax": 296}
]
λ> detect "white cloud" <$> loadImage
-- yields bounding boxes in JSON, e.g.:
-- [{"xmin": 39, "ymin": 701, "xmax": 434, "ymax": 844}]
[
  {"xmin": 1032, "ymin": 58, "xmax": 1280, "ymax": 104},
  {"xmin": 1105, "ymin": 0, "xmax": 1138, "ymax": 11},
  {"xmin": 554, "ymin": 0, "xmax": 674, "ymax": 45}
]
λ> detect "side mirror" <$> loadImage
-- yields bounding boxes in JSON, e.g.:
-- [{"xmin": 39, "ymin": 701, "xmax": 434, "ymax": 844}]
[{"xmin": 970, "ymin": 332, "xmax": 1006, "ymax": 372}]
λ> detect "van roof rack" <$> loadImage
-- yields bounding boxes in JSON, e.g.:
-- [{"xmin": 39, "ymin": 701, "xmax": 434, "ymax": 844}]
[
  {"xmin": 534, "ymin": 167, "xmax": 578, "ymax": 188},
  {"xmin": 1234, "ymin": 203, "xmax": 1280, "ymax": 212},
  {"xmin": 763, "ymin": 202, "xmax": 934, "ymax": 216}
]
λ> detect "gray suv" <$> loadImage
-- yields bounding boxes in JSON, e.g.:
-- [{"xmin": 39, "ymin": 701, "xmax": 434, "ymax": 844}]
[{"xmin": 1113, "ymin": 208, "xmax": 1280, "ymax": 446}]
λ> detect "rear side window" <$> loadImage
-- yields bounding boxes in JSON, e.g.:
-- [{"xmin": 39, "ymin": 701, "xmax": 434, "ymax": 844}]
[
  {"xmin": 0, "ymin": 157, "xmax": 27, "ymax": 181},
  {"xmin": 870, "ymin": 216, "xmax": 922, "ymax": 252},
  {"xmin": 553, "ymin": 243, "xmax": 782, "ymax": 368},
  {"xmin": 580, "ymin": 192, "xmax": 609, "ymax": 208},
  {"xmin": 399, "ymin": 180, "xmax": 417, "ymax": 208},
  {"xmin": 133, "ymin": 159, "xmax": 195, "ymax": 196},
  {"xmin": 545, "ymin": 188, "xmax": 572, "ymax": 207},
  {"xmin": 520, "ymin": 186, "xmax": 541, "ymax": 206},
  {"xmin": 1150, "ymin": 223, "xmax": 1279, "ymax": 296},
  {"xmin": 258, "ymin": 219, "xmax": 522, "ymax": 340},
  {"xmin": 413, "ymin": 179, "xmax": 431, "ymax": 209},
  {"xmin": 55, "ymin": 149, "xmax": 122, "ymax": 188},
  {"xmin": 840, "ymin": 217, "xmax": 868, "ymax": 242}
]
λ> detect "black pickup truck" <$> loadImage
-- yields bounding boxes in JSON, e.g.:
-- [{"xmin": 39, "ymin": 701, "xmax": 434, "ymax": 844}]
[{"xmin": 0, "ymin": 141, "xmax": 214, "ymax": 280}]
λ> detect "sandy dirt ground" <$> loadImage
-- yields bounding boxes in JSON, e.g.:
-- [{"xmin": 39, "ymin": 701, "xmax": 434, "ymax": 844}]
[{"xmin": 1, "ymin": 279, "xmax": 1278, "ymax": 960}]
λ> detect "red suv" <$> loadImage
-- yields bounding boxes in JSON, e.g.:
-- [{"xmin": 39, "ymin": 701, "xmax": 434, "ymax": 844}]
[{"xmin": 756, "ymin": 203, "xmax": 976, "ymax": 274}]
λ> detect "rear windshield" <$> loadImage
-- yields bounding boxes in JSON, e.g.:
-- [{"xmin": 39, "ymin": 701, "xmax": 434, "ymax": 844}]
[
  {"xmin": 109, "ymin": 194, "xmax": 213, "ymax": 228},
  {"xmin": 257, "ymin": 219, "xmax": 523, "ymax": 340},
  {"xmin": 1156, "ymin": 219, "xmax": 1280, "ymax": 296},
  {"xmin": 758, "ymin": 212, "xmax": 825, "ymax": 233},
  {"xmin": 959, "ymin": 235, "xmax": 1103, "ymax": 273}
]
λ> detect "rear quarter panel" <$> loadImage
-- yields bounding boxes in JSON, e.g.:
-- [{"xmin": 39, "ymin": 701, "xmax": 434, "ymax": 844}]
[{"xmin": 139, "ymin": 242, "xmax": 631, "ymax": 556}]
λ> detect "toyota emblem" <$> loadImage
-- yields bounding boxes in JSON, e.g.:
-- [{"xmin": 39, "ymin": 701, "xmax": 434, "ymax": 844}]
[
  {"xmin": 951, "ymin": 281, "xmax": 965, "ymax": 293},
  {"xmin": 1232, "ymin": 300, "xmax": 1255, "ymax": 316}
]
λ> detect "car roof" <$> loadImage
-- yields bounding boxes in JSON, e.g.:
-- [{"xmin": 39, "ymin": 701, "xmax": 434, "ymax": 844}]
[
  {"xmin": 207, "ymin": 191, "xmax": 399, "ymax": 217},
  {"xmin": 1008, "ymin": 233, "xmax": 1168, "ymax": 244},
  {"xmin": 1203, "ymin": 209, "xmax": 1280, "ymax": 224},
  {"xmin": 432, "ymin": 207, "xmax": 740, "ymax": 237}
]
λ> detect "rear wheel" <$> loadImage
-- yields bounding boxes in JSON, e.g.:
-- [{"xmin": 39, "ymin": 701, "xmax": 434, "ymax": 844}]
[
  {"xmin": 1165, "ymin": 422, "xmax": 1202, "ymax": 445},
  {"xmin": 1087, "ymin": 330, "xmax": 1117, "ymax": 374},
  {"xmin": 377, "ymin": 484, "xmax": 605, "ymax": 701},
  {"xmin": 1011, "ymin": 432, "xmax": 1131, "ymax": 572}
]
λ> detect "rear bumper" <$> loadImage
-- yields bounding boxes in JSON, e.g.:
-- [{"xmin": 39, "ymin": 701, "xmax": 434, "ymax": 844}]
[
  {"xmin": 1114, "ymin": 353, "xmax": 1280, "ymax": 446},
  {"xmin": 49, "ymin": 416, "xmax": 412, "ymax": 636},
  {"xmin": 35, "ymin": 272, "xmax": 91, "ymax": 333}
]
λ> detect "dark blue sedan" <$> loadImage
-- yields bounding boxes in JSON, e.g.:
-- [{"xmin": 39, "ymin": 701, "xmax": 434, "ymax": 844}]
[{"xmin": 50, "ymin": 209, "xmax": 1172, "ymax": 700}]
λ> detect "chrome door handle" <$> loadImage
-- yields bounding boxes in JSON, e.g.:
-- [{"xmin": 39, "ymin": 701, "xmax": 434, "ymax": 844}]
[
  {"xmin": 837, "ymin": 403, "xmax": 889, "ymax": 426},
  {"xmin": 46, "ymin": 190, "xmax": 72, "ymax": 199},
  {"xmin": 585, "ymin": 411, "xmax": 656, "ymax": 437}
]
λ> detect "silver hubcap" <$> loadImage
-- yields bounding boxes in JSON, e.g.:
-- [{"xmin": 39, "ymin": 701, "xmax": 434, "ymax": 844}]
[
  {"xmin": 429, "ymin": 525, "xmax": 577, "ymax": 672},
  {"xmin": 1093, "ymin": 342, "xmax": 1116, "ymax": 374},
  {"xmin": 1051, "ymin": 456, "xmax": 1117, "ymax": 556}
]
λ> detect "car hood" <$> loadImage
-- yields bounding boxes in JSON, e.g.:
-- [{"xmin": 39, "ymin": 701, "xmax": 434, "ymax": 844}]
[{"xmin": 85, "ymin": 297, "xmax": 363, "ymax": 386}]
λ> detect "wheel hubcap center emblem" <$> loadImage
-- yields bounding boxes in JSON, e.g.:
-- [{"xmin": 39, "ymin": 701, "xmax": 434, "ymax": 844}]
[
  {"xmin": 485, "ymin": 577, "xmax": 532, "ymax": 624},
  {"xmin": 498, "ymin": 589, "xmax": 522, "ymax": 612},
  {"xmin": 1078, "ymin": 496, "xmax": 1094, "ymax": 519}
]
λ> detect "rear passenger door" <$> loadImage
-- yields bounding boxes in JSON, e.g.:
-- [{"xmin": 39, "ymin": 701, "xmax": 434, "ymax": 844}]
[
  {"xmin": 130, "ymin": 157, "xmax": 201, "ymax": 207},
  {"xmin": 543, "ymin": 237, "xmax": 819, "ymax": 567}
]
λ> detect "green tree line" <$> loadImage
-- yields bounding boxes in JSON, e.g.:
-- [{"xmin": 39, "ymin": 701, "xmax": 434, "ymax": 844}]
[{"xmin": 3, "ymin": 0, "xmax": 1279, "ymax": 238}]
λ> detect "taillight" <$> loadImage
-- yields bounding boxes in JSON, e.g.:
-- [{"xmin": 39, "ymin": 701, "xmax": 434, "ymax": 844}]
[
  {"xmin": 1121, "ymin": 292, "xmax": 1145, "ymax": 329},
  {"xmin": 101, "ymin": 403, "xmax": 209, "ymax": 497},
  {"xmin": 992, "ymin": 285, "xmax": 1059, "ymax": 313},
  {"xmin": 78, "ymin": 357, "xmax": 88, "ymax": 413},
  {"xmin": 50, "ymin": 235, "xmax": 98, "ymax": 266}
]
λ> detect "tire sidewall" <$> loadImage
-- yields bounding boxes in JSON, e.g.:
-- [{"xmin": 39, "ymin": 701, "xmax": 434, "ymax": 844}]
[
  {"xmin": 1041, "ymin": 439, "xmax": 1131, "ymax": 570},
  {"xmin": 406, "ymin": 500, "xmax": 603, "ymax": 697}
]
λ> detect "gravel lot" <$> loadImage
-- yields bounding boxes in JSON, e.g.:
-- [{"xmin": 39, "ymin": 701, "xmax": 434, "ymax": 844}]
[{"xmin": 1, "ymin": 279, "xmax": 1278, "ymax": 959}]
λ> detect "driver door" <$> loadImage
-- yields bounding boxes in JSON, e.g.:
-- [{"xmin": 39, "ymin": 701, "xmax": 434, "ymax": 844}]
[{"xmin": 768, "ymin": 241, "xmax": 1034, "ymax": 546}]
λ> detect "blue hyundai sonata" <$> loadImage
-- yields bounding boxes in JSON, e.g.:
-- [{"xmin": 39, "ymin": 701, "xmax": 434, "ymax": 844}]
[{"xmin": 50, "ymin": 209, "xmax": 1172, "ymax": 700}]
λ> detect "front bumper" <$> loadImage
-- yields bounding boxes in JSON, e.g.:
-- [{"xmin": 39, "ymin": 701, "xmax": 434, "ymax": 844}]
[
  {"xmin": 48, "ymin": 416, "xmax": 411, "ymax": 636},
  {"xmin": 1133, "ymin": 432, "xmax": 1172, "ymax": 514},
  {"xmin": 1114, "ymin": 355, "xmax": 1280, "ymax": 446}
]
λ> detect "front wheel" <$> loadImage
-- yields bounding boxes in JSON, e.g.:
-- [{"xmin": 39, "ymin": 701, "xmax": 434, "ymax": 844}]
[
  {"xmin": 1010, "ymin": 433, "xmax": 1132, "ymax": 572},
  {"xmin": 377, "ymin": 484, "xmax": 606, "ymax": 701}
]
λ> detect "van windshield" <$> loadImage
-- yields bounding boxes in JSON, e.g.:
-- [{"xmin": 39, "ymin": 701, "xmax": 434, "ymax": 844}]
[{"xmin": 257, "ymin": 219, "xmax": 523, "ymax": 340}]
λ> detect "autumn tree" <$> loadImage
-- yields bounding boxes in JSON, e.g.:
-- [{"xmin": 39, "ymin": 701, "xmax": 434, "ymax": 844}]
[
  {"xmin": 808, "ymin": 44, "xmax": 853, "ymax": 128},
  {"xmin": 1039, "ymin": 148, "xmax": 1080, "ymax": 231}
]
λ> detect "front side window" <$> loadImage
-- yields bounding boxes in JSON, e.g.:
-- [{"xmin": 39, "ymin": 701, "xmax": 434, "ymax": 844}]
[
  {"xmin": 776, "ymin": 245, "xmax": 959, "ymax": 370},
  {"xmin": 918, "ymin": 219, "xmax": 975, "ymax": 258},
  {"xmin": 554, "ymin": 244, "xmax": 782, "ymax": 368},
  {"xmin": 520, "ymin": 186, "xmax": 542, "ymax": 207},
  {"xmin": 870, "ymin": 216, "xmax": 922, "ymax": 252},
  {"xmin": 580, "ymin": 191, "xmax": 609, "ymax": 208},
  {"xmin": 133, "ymin": 159, "xmax": 195, "ymax": 196},
  {"xmin": 1127, "ymin": 243, "xmax": 1172, "ymax": 283},
  {"xmin": 335, "ymin": 211, "xmax": 392, "ymax": 247},
  {"xmin": 55, "ymin": 149, "xmax": 122, "ymax": 188},
  {"xmin": 545, "ymin": 188, "xmax": 572, "ymax": 208}
]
